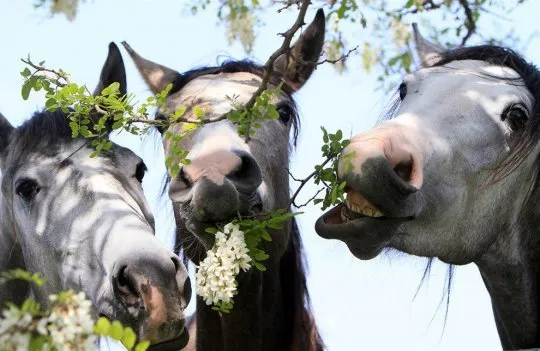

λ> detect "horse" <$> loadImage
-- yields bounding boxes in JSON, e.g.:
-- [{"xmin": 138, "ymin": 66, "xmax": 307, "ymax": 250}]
[
  {"xmin": 0, "ymin": 43, "xmax": 191, "ymax": 350},
  {"xmin": 120, "ymin": 9, "xmax": 326, "ymax": 351},
  {"xmin": 315, "ymin": 24, "xmax": 540, "ymax": 350}
]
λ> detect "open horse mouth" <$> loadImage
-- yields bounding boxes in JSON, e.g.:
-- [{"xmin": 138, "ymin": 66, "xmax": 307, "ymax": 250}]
[{"xmin": 315, "ymin": 191, "xmax": 413, "ymax": 259}]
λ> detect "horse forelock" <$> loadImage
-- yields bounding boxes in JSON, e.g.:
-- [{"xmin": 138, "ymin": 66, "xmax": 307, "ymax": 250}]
[
  {"xmin": 166, "ymin": 60, "xmax": 301, "ymax": 147},
  {"xmin": 431, "ymin": 46, "xmax": 540, "ymax": 178}
]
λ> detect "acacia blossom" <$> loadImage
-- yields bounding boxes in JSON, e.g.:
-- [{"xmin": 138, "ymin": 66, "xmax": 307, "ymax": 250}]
[
  {"xmin": 0, "ymin": 291, "xmax": 97, "ymax": 351},
  {"xmin": 196, "ymin": 223, "xmax": 252, "ymax": 306}
]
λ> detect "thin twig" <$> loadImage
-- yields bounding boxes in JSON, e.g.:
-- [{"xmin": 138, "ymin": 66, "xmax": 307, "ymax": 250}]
[
  {"xmin": 292, "ymin": 188, "xmax": 324, "ymax": 208},
  {"xmin": 287, "ymin": 168, "xmax": 303, "ymax": 182},
  {"xmin": 288, "ymin": 156, "xmax": 332, "ymax": 208},
  {"xmin": 458, "ymin": 0, "xmax": 476, "ymax": 46},
  {"xmin": 315, "ymin": 45, "xmax": 359, "ymax": 66},
  {"xmin": 399, "ymin": 0, "xmax": 442, "ymax": 16},
  {"xmin": 276, "ymin": 0, "xmax": 302, "ymax": 13},
  {"xmin": 21, "ymin": 58, "xmax": 70, "ymax": 87}
]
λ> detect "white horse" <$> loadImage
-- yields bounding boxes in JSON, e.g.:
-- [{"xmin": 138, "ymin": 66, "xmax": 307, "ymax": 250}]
[
  {"xmin": 0, "ymin": 43, "xmax": 191, "ymax": 350},
  {"xmin": 316, "ymin": 25, "xmax": 540, "ymax": 350}
]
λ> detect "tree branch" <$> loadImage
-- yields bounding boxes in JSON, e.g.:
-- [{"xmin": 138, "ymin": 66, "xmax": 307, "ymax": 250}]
[
  {"xmin": 288, "ymin": 155, "xmax": 332, "ymax": 209},
  {"xmin": 275, "ymin": 0, "xmax": 302, "ymax": 13},
  {"xmin": 316, "ymin": 45, "xmax": 359, "ymax": 66},
  {"xmin": 241, "ymin": 0, "xmax": 312, "ymax": 142},
  {"xmin": 21, "ymin": 57, "xmax": 70, "ymax": 87},
  {"xmin": 292, "ymin": 188, "xmax": 324, "ymax": 208},
  {"xmin": 458, "ymin": 0, "xmax": 476, "ymax": 45}
]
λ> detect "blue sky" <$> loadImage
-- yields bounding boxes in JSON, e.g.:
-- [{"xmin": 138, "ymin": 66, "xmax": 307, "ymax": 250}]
[{"xmin": 1, "ymin": 1, "xmax": 540, "ymax": 350}]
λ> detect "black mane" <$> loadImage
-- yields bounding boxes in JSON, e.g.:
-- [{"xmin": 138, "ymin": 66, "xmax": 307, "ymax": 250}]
[
  {"xmin": 167, "ymin": 59, "xmax": 301, "ymax": 145},
  {"xmin": 433, "ymin": 45, "xmax": 540, "ymax": 102},
  {"xmin": 4, "ymin": 109, "xmax": 75, "ymax": 163}
]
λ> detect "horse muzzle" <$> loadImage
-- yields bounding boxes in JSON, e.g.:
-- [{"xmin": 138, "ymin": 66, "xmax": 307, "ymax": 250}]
[
  {"xmin": 315, "ymin": 156, "xmax": 422, "ymax": 259},
  {"xmin": 111, "ymin": 249, "xmax": 191, "ymax": 348}
]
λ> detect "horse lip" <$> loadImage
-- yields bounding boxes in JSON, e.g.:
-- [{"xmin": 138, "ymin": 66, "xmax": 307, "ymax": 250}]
[
  {"xmin": 315, "ymin": 204, "xmax": 413, "ymax": 239},
  {"xmin": 147, "ymin": 326, "xmax": 189, "ymax": 351}
]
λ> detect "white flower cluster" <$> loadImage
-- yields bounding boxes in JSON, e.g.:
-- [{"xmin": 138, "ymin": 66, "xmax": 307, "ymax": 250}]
[
  {"xmin": 0, "ymin": 291, "xmax": 97, "ymax": 351},
  {"xmin": 196, "ymin": 223, "xmax": 252, "ymax": 306}
]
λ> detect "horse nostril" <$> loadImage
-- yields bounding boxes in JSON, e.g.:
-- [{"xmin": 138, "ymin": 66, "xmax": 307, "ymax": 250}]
[
  {"xmin": 183, "ymin": 277, "xmax": 192, "ymax": 306},
  {"xmin": 115, "ymin": 265, "xmax": 137, "ymax": 297},
  {"xmin": 171, "ymin": 256, "xmax": 180, "ymax": 273},
  {"xmin": 228, "ymin": 154, "xmax": 250, "ymax": 179},
  {"xmin": 394, "ymin": 161, "xmax": 412, "ymax": 182},
  {"xmin": 227, "ymin": 151, "xmax": 262, "ymax": 193},
  {"xmin": 178, "ymin": 167, "xmax": 192, "ymax": 187}
]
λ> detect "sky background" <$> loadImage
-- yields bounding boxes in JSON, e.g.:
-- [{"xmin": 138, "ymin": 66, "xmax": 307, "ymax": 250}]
[{"xmin": 1, "ymin": 1, "xmax": 540, "ymax": 350}]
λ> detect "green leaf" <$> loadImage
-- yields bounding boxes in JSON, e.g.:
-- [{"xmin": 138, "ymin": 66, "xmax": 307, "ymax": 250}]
[
  {"xmin": 101, "ymin": 82, "xmax": 120, "ymax": 97},
  {"xmin": 109, "ymin": 320, "xmax": 124, "ymax": 340},
  {"xmin": 29, "ymin": 335, "xmax": 47, "ymax": 351},
  {"xmin": 205, "ymin": 227, "xmax": 218, "ymax": 234},
  {"xmin": 253, "ymin": 251, "xmax": 269, "ymax": 261},
  {"xmin": 21, "ymin": 81, "xmax": 32, "ymax": 100},
  {"xmin": 193, "ymin": 106, "xmax": 205, "ymax": 119},
  {"xmin": 260, "ymin": 229, "xmax": 272, "ymax": 242},
  {"xmin": 21, "ymin": 68, "xmax": 31, "ymax": 78},
  {"xmin": 121, "ymin": 327, "xmax": 137, "ymax": 349},
  {"xmin": 94, "ymin": 317, "xmax": 111, "ymax": 335},
  {"xmin": 112, "ymin": 121, "xmax": 124, "ymax": 130},
  {"xmin": 252, "ymin": 261, "xmax": 266, "ymax": 271},
  {"xmin": 134, "ymin": 340, "xmax": 151, "ymax": 351}
]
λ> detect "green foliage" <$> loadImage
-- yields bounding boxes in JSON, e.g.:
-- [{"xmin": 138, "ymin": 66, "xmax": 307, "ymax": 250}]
[
  {"xmin": 34, "ymin": 0, "xmax": 82, "ymax": 21},
  {"xmin": 0, "ymin": 269, "xmax": 150, "ymax": 351},
  {"xmin": 190, "ymin": 0, "xmax": 262, "ymax": 54},
  {"xmin": 21, "ymin": 58, "xmax": 285, "ymax": 179},
  {"xmin": 236, "ymin": 209, "xmax": 299, "ymax": 269},
  {"xmin": 188, "ymin": 0, "xmax": 528, "ymax": 90},
  {"xmin": 226, "ymin": 83, "xmax": 282, "ymax": 137},
  {"xmin": 204, "ymin": 209, "xmax": 300, "ymax": 314},
  {"xmin": 0, "ymin": 268, "xmax": 46, "ymax": 287},
  {"xmin": 93, "ymin": 317, "xmax": 149, "ymax": 350},
  {"xmin": 313, "ymin": 127, "xmax": 351, "ymax": 210},
  {"xmin": 20, "ymin": 59, "xmax": 176, "ymax": 158}
]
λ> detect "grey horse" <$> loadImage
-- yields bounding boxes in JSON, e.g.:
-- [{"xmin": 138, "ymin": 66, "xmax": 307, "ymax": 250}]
[
  {"xmin": 0, "ymin": 43, "xmax": 191, "ymax": 350},
  {"xmin": 316, "ymin": 25, "xmax": 540, "ymax": 350}
]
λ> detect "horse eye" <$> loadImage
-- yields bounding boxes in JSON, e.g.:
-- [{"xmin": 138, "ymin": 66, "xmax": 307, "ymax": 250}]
[
  {"xmin": 277, "ymin": 105, "xmax": 292, "ymax": 125},
  {"xmin": 399, "ymin": 83, "xmax": 407, "ymax": 100},
  {"xmin": 502, "ymin": 106, "xmax": 528, "ymax": 131},
  {"xmin": 135, "ymin": 162, "xmax": 147, "ymax": 183},
  {"xmin": 16, "ymin": 179, "xmax": 40, "ymax": 202}
]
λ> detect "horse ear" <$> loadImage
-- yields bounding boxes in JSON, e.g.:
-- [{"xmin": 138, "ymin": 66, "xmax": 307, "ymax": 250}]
[
  {"xmin": 412, "ymin": 23, "xmax": 444, "ymax": 67},
  {"xmin": 0, "ymin": 113, "xmax": 13, "ymax": 168},
  {"xmin": 93, "ymin": 42, "xmax": 127, "ymax": 97},
  {"xmin": 121, "ymin": 41, "xmax": 181, "ymax": 94},
  {"xmin": 273, "ymin": 8, "xmax": 326, "ymax": 92}
]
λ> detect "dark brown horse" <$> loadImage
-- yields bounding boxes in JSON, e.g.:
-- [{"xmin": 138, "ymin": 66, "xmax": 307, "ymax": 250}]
[{"xmin": 122, "ymin": 10, "xmax": 326, "ymax": 351}]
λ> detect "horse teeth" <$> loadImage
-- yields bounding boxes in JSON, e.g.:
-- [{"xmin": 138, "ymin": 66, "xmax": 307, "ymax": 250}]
[{"xmin": 344, "ymin": 199, "xmax": 384, "ymax": 218}]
